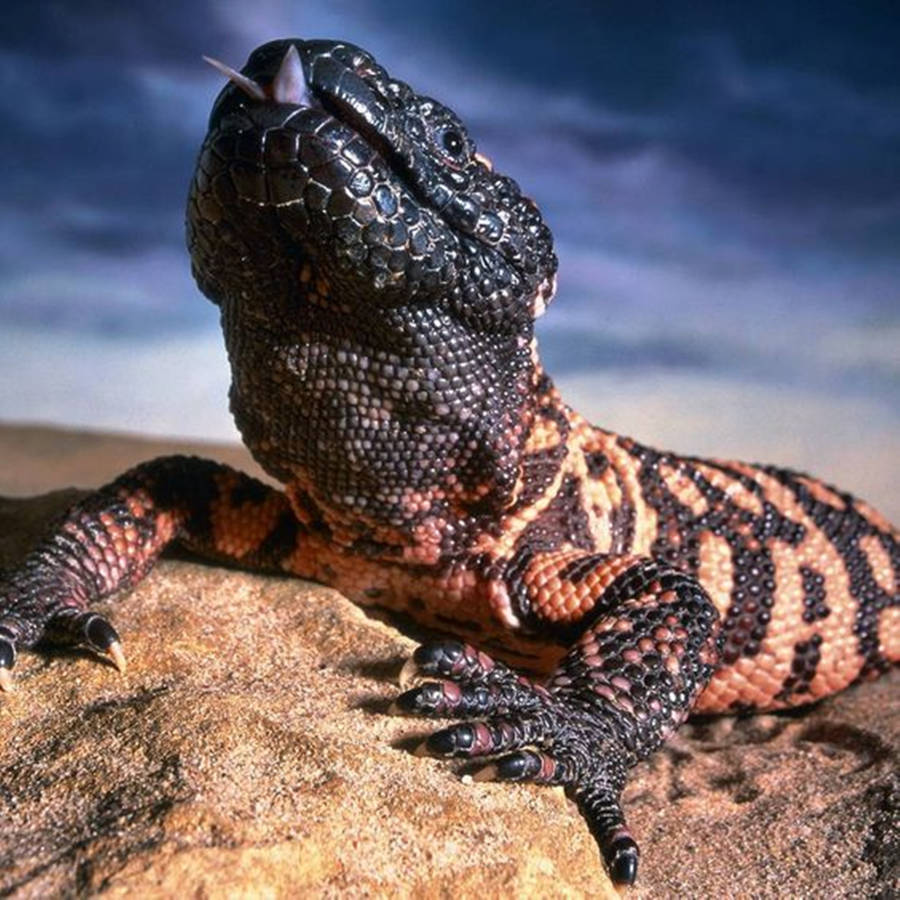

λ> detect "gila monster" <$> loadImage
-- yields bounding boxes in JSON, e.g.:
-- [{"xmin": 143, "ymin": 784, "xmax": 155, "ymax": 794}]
[{"xmin": 1, "ymin": 39, "xmax": 897, "ymax": 887}]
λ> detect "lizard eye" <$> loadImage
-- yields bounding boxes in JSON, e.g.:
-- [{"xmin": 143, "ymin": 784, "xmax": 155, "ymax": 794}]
[{"xmin": 436, "ymin": 125, "xmax": 467, "ymax": 161}]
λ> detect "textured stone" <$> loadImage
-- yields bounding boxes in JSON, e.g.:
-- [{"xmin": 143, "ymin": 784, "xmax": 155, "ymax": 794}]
[{"xmin": 0, "ymin": 424, "xmax": 897, "ymax": 898}]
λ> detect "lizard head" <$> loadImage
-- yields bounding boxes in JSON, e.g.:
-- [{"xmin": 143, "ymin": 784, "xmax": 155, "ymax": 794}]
[
  {"xmin": 188, "ymin": 38, "xmax": 557, "ymax": 328},
  {"xmin": 187, "ymin": 39, "xmax": 558, "ymax": 530}
]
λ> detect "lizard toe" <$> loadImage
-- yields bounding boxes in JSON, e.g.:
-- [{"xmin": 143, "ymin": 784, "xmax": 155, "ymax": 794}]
[
  {"xmin": 393, "ymin": 673, "xmax": 546, "ymax": 718},
  {"xmin": 421, "ymin": 715, "xmax": 543, "ymax": 759},
  {"xmin": 578, "ymin": 788, "xmax": 639, "ymax": 887},
  {"xmin": 45, "ymin": 609, "xmax": 127, "ymax": 673},
  {"xmin": 405, "ymin": 640, "xmax": 519, "ymax": 687},
  {"xmin": 0, "ymin": 630, "xmax": 16, "ymax": 692},
  {"xmin": 472, "ymin": 747, "xmax": 562, "ymax": 783}
]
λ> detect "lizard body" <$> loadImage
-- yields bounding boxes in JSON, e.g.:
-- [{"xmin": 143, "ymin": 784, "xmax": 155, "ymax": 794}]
[{"xmin": 1, "ymin": 39, "xmax": 897, "ymax": 887}]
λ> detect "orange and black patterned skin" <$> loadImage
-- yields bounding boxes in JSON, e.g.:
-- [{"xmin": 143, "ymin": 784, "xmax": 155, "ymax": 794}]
[{"xmin": 1, "ymin": 39, "xmax": 898, "ymax": 887}]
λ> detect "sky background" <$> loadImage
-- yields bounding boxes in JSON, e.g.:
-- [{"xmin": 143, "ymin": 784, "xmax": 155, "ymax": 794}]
[{"xmin": 1, "ymin": 1, "xmax": 898, "ymax": 515}]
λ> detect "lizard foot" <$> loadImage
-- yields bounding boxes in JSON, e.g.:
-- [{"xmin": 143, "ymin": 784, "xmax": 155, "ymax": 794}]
[
  {"xmin": 394, "ymin": 639, "xmax": 640, "ymax": 887},
  {"xmin": 0, "ymin": 576, "xmax": 127, "ymax": 692},
  {"xmin": 45, "ymin": 609, "xmax": 128, "ymax": 673}
]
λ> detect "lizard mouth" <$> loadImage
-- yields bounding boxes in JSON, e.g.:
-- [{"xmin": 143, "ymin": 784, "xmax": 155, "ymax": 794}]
[
  {"xmin": 206, "ymin": 44, "xmax": 397, "ymax": 157},
  {"xmin": 203, "ymin": 43, "xmax": 421, "ymax": 214}
]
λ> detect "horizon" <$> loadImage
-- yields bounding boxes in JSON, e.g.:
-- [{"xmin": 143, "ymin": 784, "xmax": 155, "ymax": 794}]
[{"xmin": 1, "ymin": 1, "xmax": 898, "ymax": 517}]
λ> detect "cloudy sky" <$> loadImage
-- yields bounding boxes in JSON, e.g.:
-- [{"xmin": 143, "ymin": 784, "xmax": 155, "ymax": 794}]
[{"xmin": 1, "ymin": 1, "xmax": 898, "ymax": 512}]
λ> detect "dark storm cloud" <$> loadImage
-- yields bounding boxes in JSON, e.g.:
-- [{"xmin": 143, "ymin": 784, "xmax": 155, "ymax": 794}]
[
  {"xmin": 0, "ymin": 0, "xmax": 247, "ymax": 330},
  {"xmin": 0, "ymin": 0, "xmax": 241, "ymax": 62},
  {"xmin": 0, "ymin": 0, "xmax": 237, "ymax": 254},
  {"xmin": 0, "ymin": 0, "xmax": 898, "ymax": 388}
]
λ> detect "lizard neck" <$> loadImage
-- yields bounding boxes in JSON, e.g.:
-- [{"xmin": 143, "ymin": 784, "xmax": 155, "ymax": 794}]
[{"xmin": 224, "ymin": 297, "xmax": 546, "ymax": 556}]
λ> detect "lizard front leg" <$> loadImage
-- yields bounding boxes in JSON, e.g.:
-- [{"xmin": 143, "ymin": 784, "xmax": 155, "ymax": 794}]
[
  {"xmin": 0, "ymin": 456, "xmax": 303, "ymax": 689},
  {"xmin": 394, "ymin": 553, "xmax": 721, "ymax": 886}
]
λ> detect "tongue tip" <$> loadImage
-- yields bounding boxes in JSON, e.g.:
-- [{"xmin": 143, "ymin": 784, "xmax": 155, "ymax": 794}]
[
  {"xmin": 204, "ymin": 44, "xmax": 313, "ymax": 108},
  {"xmin": 202, "ymin": 54, "xmax": 266, "ymax": 101},
  {"xmin": 272, "ymin": 43, "xmax": 313, "ymax": 106}
]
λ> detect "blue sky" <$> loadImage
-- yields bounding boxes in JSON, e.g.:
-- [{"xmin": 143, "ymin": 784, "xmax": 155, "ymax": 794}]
[{"xmin": 1, "ymin": 1, "xmax": 898, "ymax": 514}]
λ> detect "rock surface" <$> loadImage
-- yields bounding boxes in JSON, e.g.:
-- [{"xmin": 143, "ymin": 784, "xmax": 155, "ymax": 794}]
[{"xmin": 0, "ymin": 423, "xmax": 897, "ymax": 898}]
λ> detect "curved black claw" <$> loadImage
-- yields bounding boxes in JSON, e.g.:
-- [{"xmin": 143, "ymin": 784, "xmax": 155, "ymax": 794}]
[
  {"xmin": 0, "ymin": 627, "xmax": 17, "ymax": 692},
  {"xmin": 83, "ymin": 613, "xmax": 120, "ymax": 652},
  {"xmin": 46, "ymin": 609, "xmax": 127, "ymax": 673}
]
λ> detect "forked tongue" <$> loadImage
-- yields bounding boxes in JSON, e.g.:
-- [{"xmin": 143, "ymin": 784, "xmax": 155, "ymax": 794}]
[{"xmin": 203, "ymin": 44, "xmax": 313, "ymax": 106}]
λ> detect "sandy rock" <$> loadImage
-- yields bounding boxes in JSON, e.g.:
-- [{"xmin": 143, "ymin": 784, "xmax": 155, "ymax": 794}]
[{"xmin": 0, "ymin": 425, "xmax": 897, "ymax": 898}]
